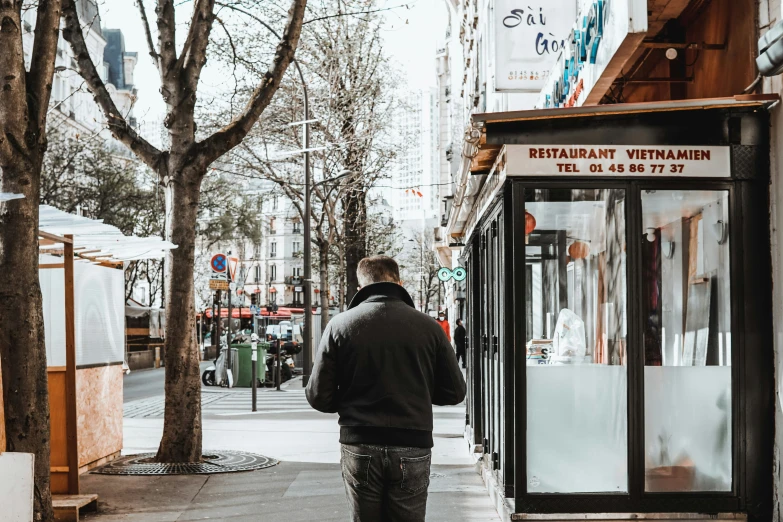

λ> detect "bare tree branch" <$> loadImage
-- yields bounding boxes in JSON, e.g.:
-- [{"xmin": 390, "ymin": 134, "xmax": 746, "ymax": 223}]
[
  {"xmin": 27, "ymin": 0, "xmax": 62, "ymax": 131},
  {"xmin": 135, "ymin": 0, "xmax": 161, "ymax": 70},
  {"xmin": 303, "ymin": 3, "xmax": 406, "ymax": 25},
  {"xmin": 155, "ymin": 0, "xmax": 178, "ymax": 76},
  {"xmin": 61, "ymin": 0, "xmax": 163, "ymax": 172},
  {"xmin": 178, "ymin": 0, "xmax": 216, "ymax": 90},
  {"xmin": 214, "ymin": 16, "xmax": 239, "ymax": 116},
  {"xmin": 197, "ymin": 0, "xmax": 306, "ymax": 166}
]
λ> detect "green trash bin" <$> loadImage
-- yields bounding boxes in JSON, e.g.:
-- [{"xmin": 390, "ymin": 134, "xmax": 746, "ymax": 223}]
[{"xmin": 234, "ymin": 343, "xmax": 268, "ymax": 387}]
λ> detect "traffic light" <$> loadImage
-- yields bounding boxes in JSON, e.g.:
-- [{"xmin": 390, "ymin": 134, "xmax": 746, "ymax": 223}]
[{"xmin": 250, "ymin": 293, "xmax": 257, "ymax": 306}]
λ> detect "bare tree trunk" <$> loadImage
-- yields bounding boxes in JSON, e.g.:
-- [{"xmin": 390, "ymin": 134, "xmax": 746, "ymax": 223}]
[
  {"xmin": 318, "ymin": 241, "xmax": 330, "ymax": 330},
  {"xmin": 343, "ymin": 189, "xmax": 366, "ymax": 303},
  {"xmin": 155, "ymin": 167, "xmax": 203, "ymax": 463},
  {"xmin": 0, "ymin": 163, "xmax": 54, "ymax": 522},
  {"xmin": 0, "ymin": 1, "xmax": 60, "ymax": 518},
  {"xmin": 63, "ymin": 0, "xmax": 305, "ymax": 464},
  {"xmin": 338, "ymin": 244, "xmax": 346, "ymax": 310}
]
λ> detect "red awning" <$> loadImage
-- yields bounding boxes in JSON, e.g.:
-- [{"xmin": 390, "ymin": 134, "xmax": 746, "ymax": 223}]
[{"xmin": 202, "ymin": 307, "xmax": 292, "ymax": 319}]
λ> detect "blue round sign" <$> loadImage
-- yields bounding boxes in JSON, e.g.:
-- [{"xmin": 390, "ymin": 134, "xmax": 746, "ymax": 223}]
[{"xmin": 211, "ymin": 253, "xmax": 227, "ymax": 273}]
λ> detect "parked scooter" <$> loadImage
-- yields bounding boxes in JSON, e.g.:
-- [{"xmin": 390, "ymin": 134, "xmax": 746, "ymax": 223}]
[
  {"xmin": 201, "ymin": 335, "xmax": 233, "ymax": 387},
  {"xmin": 264, "ymin": 329, "xmax": 300, "ymax": 386}
]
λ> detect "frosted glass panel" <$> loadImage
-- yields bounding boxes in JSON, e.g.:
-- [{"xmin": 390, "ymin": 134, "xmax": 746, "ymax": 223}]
[
  {"xmin": 39, "ymin": 258, "xmax": 124, "ymax": 367},
  {"xmin": 527, "ymin": 365, "xmax": 627, "ymax": 493},
  {"xmin": 644, "ymin": 367, "xmax": 731, "ymax": 491},
  {"xmin": 75, "ymin": 263, "xmax": 125, "ymax": 365},
  {"xmin": 39, "ymin": 255, "xmax": 66, "ymax": 367},
  {"xmin": 641, "ymin": 190, "xmax": 732, "ymax": 492},
  {"xmin": 524, "ymin": 189, "xmax": 627, "ymax": 493}
]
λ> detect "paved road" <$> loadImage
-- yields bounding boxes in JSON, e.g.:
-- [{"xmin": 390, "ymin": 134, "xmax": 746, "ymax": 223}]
[{"xmin": 123, "ymin": 362, "xmax": 211, "ymax": 402}]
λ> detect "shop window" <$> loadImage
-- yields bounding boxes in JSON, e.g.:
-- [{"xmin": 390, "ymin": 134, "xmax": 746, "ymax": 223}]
[
  {"xmin": 641, "ymin": 190, "xmax": 731, "ymax": 493},
  {"xmin": 524, "ymin": 188, "xmax": 628, "ymax": 493}
]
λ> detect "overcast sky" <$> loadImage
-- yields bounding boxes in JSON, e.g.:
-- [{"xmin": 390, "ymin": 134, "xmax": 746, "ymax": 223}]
[{"xmin": 98, "ymin": 0, "xmax": 448, "ymax": 128}]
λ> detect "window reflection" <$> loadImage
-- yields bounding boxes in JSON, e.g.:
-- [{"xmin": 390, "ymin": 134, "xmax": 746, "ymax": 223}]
[
  {"xmin": 525, "ymin": 188, "xmax": 628, "ymax": 493},
  {"xmin": 642, "ymin": 190, "xmax": 732, "ymax": 493}
]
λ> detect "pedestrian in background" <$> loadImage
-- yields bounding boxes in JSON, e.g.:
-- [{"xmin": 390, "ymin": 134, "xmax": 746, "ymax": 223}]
[
  {"xmin": 436, "ymin": 310, "xmax": 450, "ymax": 341},
  {"xmin": 306, "ymin": 255, "xmax": 466, "ymax": 522},
  {"xmin": 455, "ymin": 318, "xmax": 467, "ymax": 369}
]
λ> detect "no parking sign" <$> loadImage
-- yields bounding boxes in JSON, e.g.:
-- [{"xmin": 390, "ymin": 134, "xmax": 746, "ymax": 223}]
[{"xmin": 211, "ymin": 253, "xmax": 227, "ymax": 273}]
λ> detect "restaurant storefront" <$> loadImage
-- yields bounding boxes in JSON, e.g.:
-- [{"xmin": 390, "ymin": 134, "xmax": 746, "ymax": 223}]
[{"xmin": 462, "ymin": 96, "xmax": 775, "ymax": 520}]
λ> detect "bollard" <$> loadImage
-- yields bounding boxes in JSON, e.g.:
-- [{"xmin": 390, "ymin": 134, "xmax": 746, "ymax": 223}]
[
  {"xmin": 251, "ymin": 335, "xmax": 258, "ymax": 412},
  {"xmin": 154, "ymin": 346, "xmax": 160, "ymax": 368}
]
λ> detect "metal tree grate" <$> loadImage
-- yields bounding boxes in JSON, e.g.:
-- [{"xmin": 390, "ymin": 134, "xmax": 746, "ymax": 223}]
[{"xmin": 92, "ymin": 450, "xmax": 278, "ymax": 475}]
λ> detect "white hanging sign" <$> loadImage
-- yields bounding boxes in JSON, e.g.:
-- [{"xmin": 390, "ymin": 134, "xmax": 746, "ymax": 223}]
[
  {"xmin": 505, "ymin": 145, "xmax": 731, "ymax": 177},
  {"xmin": 536, "ymin": 0, "xmax": 648, "ymax": 108},
  {"xmin": 494, "ymin": 0, "xmax": 578, "ymax": 92}
]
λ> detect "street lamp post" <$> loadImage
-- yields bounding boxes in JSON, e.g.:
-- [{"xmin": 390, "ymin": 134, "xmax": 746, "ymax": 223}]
[
  {"xmin": 244, "ymin": 17, "xmax": 313, "ymax": 387},
  {"xmin": 220, "ymin": 0, "xmax": 314, "ymax": 386}
]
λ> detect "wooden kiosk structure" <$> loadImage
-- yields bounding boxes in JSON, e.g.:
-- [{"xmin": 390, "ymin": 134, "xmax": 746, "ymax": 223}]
[{"xmin": 36, "ymin": 205, "xmax": 175, "ymax": 518}]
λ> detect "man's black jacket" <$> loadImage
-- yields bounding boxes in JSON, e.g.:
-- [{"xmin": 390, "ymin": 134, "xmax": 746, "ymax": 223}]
[
  {"xmin": 305, "ymin": 282, "xmax": 467, "ymax": 448},
  {"xmin": 455, "ymin": 324, "xmax": 467, "ymax": 348}
]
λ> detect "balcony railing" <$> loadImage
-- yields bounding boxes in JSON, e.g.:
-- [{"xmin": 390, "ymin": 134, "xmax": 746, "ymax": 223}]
[{"xmin": 285, "ymin": 276, "xmax": 303, "ymax": 285}]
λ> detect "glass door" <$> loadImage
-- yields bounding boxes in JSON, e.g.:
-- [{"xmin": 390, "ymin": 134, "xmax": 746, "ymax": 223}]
[
  {"xmin": 640, "ymin": 190, "xmax": 732, "ymax": 493},
  {"xmin": 524, "ymin": 188, "xmax": 629, "ymax": 493}
]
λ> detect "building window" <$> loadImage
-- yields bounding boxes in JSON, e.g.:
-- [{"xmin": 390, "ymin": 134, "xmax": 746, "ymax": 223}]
[
  {"xmin": 273, "ymin": 196, "xmax": 279, "ymax": 210},
  {"xmin": 293, "ymin": 267, "xmax": 302, "ymax": 277},
  {"xmin": 269, "ymin": 217, "xmax": 276, "ymax": 234},
  {"xmin": 270, "ymin": 265, "xmax": 277, "ymax": 282},
  {"xmin": 294, "ymin": 291, "xmax": 303, "ymax": 306},
  {"xmin": 254, "ymin": 265, "xmax": 261, "ymax": 283},
  {"xmin": 270, "ymin": 242, "xmax": 277, "ymax": 258},
  {"xmin": 293, "ymin": 241, "xmax": 301, "ymax": 253},
  {"xmin": 293, "ymin": 221, "xmax": 301, "ymax": 233}
]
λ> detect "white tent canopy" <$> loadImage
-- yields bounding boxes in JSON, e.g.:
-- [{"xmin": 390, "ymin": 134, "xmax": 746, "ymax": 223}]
[{"xmin": 38, "ymin": 205, "xmax": 176, "ymax": 262}]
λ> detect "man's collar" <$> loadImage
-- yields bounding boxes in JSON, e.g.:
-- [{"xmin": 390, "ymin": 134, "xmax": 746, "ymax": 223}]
[{"xmin": 348, "ymin": 282, "xmax": 415, "ymax": 310}]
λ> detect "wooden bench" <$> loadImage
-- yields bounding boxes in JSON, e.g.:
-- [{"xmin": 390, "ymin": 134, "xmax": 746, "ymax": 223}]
[{"xmin": 53, "ymin": 494, "xmax": 98, "ymax": 522}]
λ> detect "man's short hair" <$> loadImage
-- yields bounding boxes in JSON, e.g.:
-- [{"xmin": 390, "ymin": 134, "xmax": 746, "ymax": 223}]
[{"xmin": 357, "ymin": 255, "xmax": 400, "ymax": 287}]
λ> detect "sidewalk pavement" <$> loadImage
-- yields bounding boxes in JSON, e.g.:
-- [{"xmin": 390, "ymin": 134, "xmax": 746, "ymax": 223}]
[{"xmin": 83, "ymin": 376, "xmax": 500, "ymax": 521}]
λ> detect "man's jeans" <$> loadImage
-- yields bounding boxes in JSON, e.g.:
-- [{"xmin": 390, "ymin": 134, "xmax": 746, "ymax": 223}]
[{"xmin": 340, "ymin": 443, "xmax": 432, "ymax": 521}]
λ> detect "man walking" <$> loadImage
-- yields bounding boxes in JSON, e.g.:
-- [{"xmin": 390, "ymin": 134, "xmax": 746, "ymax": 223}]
[
  {"xmin": 455, "ymin": 318, "xmax": 467, "ymax": 369},
  {"xmin": 306, "ymin": 255, "xmax": 466, "ymax": 521}
]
